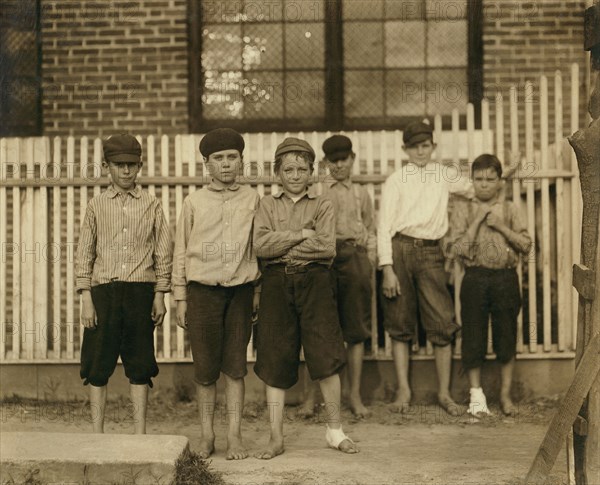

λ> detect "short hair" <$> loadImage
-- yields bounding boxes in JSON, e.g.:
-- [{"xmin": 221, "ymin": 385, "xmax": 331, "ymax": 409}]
[
  {"xmin": 274, "ymin": 151, "xmax": 315, "ymax": 175},
  {"xmin": 472, "ymin": 153, "xmax": 502, "ymax": 178}
]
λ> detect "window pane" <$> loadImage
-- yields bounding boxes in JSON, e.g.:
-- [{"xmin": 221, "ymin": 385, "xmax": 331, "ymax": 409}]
[
  {"xmin": 385, "ymin": 21, "xmax": 425, "ymax": 68},
  {"xmin": 344, "ymin": 70, "xmax": 384, "ymax": 118},
  {"xmin": 386, "ymin": 70, "xmax": 427, "ymax": 117},
  {"xmin": 283, "ymin": 0, "xmax": 326, "ymax": 21},
  {"xmin": 285, "ymin": 23, "xmax": 325, "ymax": 69},
  {"xmin": 202, "ymin": 25, "xmax": 242, "ymax": 70},
  {"xmin": 344, "ymin": 22, "xmax": 383, "ymax": 68},
  {"xmin": 425, "ymin": 0, "xmax": 467, "ymax": 20},
  {"xmin": 244, "ymin": 71, "xmax": 284, "ymax": 119},
  {"xmin": 385, "ymin": 0, "xmax": 423, "ymax": 20},
  {"xmin": 343, "ymin": 0, "xmax": 384, "ymax": 19},
  {"xmin": 243, "ymin": 24, "xmax": 283, "ymax": 70},
  {"xmin": 425, "ymin": 68, "xmax": 468, "ymax": 115},
  {"xmin": 202, "ymin": 0, "xmax": 242, "ymax": 23},
  {"xmin": 427, "ymin": 21, "xmax": 467, "ymax": 67},
  {"xmin": 241, "ymin": 0, "xmax": 283, "ymax": 22},
  {"xmin": 202, "ymin": 71, "xmax": 244, "ymax": 119},
  {"xmin": 284, "ymin": 71, "xmax": 325, "ymax": 118}
]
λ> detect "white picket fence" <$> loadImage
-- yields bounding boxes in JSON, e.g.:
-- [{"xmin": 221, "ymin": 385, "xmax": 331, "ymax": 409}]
[{"xmin": 0, "ymin": 64, "xmax": 583, "ymax": 363}]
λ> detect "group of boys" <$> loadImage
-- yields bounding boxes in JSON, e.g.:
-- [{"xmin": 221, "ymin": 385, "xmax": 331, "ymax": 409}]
[{"xmin": 75, "ymin": 121, "xmax": 531, "ymax": 458}]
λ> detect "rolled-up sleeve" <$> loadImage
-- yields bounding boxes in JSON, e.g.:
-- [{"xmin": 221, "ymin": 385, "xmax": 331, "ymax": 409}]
[
  {"xmin": 172, "ymin": 198, "xmax": 193, "ymax": 301},
  {"xmin": 76, "ymin": 205, "xmax": 97, "ymax": 292}
]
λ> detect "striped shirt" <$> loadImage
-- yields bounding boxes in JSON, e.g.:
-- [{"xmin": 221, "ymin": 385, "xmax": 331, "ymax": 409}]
[
  {"xmin": 75, "ymin": 185, "xmax": 172, "ymax": 293},
  {"xmin": 254, "ymin": 191, "xmax": 336, "ymax": 267},
  {"xmin": 172, "ymin": 183, "xmax": 260, "ymax": 301}
]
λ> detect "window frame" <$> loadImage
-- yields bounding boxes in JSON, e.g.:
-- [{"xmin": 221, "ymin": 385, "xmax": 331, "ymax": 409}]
[{"xmin": 188, "ymin": 0, "xmax": 483, "ymax": 133}]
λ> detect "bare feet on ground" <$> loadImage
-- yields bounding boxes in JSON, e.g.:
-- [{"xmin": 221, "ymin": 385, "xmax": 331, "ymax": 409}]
[
  {"xmin": 198, "ymin": 435, "xmax": 215, "ymax": 459},
  {"xmin": 438, "ymin": 393, "xmax": 460, "ymax": 417},
  {"xmin": 389, "ymin": 387, "xmax": 411, "ymax": 414},
  {"xmin": 338, "ymin": 438, "xmax": 359, "ymax": 454},
  {"xmin": 349, "ymin": 394, "xmax": 371, "ymax": 418},
  {"xmin": 226, "ymin": 434, "xmax": 248, "ymax": 460},
  {"xmin": 500, "ymin": 395, "xmax": 516, "ymax": 416},
  {"xmin": 297, "ymin": 399, "xmax": 316, "ymax": 419},
  {"xmin": 254, "ymin": 435, "xmax": 285, "ymax": 460}
]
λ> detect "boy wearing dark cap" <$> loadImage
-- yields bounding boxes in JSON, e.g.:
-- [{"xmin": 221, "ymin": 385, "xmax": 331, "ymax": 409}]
[
  {"xmin": 173, "ymin": 127, "xmax": 260, "ymax": 460},
  {"xmin": 77, "ymin": 133, "xmax": 172, "ymax": 434},
  {"xmin": 299, "ymin": 134, "xmax": 375, "ymax": 419},
  {"xmin": 447, "ymin": 154, "xmax": 531, "ymax": 416},
  {"xmin": 253, "ymin": 137, "xmax": 359, "ymax": 459}
]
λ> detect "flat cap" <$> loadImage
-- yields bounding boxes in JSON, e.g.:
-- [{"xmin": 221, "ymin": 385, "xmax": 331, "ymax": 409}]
[
  {"xmin": 403, "ymin": 120, "xmax": 433, "ymax": 146},
  {"xmin": 322, "ymin": 135, "xmax": 353, "ymax": 161},
  {"xmin": 103, "ymin": 134, "xmax": 142, "ymax": 163},
  {"xmin": 275, "ymin": 137, "xmax": 315, "ymax": 161},
  {"xmin": 199, "ymin": 128, "xmax": 245, "ymax": 157}
]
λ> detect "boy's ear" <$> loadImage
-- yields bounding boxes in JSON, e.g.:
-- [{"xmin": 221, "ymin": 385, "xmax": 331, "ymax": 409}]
[{"xmin": 202, "ymin": 156, "xmax": 208, "ymax": 164}]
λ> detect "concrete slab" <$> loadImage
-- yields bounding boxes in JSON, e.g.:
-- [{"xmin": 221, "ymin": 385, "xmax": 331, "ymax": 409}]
[{"xmin": 0, "ymin": 432, "xmax": 189, "ymax": 485}]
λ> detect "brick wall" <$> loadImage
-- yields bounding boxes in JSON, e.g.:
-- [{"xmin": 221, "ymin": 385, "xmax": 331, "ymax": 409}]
[
  {"xmin": 482, "ymin": 0, "xmax": 589, "ymax": 153},
  {"xmin": 41, "ymin": 0, "xmax": 189, "ymax": 138}
]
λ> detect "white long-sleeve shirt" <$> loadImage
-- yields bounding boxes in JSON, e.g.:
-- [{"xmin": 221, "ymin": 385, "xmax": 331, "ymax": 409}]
[{"xmin": 377, "ymin": 161, "xmax": 473, "ymax": 267}]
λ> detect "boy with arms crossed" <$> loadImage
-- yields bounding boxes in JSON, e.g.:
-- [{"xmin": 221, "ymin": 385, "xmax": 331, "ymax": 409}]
[
  {"xmin": 253, "ymin": 137, "xmax": 359, "ymax": 458},
  {"xmin": 173, "ymin": 128, "xmax": 260, "ymax": 460},
  {"xmin": 77, "ymin": 134, "xmax": 172, "ymax": 434},
  {"xmin": 299, "ymin": 135, "xmax": 376, "ymax": 418}
]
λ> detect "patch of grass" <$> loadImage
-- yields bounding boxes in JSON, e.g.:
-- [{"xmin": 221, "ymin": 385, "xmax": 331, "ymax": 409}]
[{"xmin": 174, "ymin": 447, "xmax": 225, "ymax": 485}]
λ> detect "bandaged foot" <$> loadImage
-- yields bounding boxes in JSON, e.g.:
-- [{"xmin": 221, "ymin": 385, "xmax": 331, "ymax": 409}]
[
  {"xmin": 468, "ymin": 387, "xmax": 491, "ymax": 416},
  {"xmin": 325, "ymin": 425, "xmax": 359, "ymax": 453}
]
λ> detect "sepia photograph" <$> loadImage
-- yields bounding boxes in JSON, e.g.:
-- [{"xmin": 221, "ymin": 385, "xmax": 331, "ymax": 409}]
[{"xmin": 1, "ymin": 0, "xmax": 599, "ymax": 484}]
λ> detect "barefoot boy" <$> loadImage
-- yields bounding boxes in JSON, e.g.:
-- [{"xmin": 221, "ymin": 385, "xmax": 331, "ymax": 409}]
[
  {"xmin": 77, "ymin": 133, "xmax": 172, "ymax": 434},
  {"xmin": 173, "ymin": 128, "xmax": 260, "ymax": 459},
  {"xmin": 447, "ymin": 154, "xmax": 531, "ymax": 416},
  {"xmin": 253, "ymin": 137, "xmax": 359, "ymax": 458},
  {"xmin": 378, "ymin": 121, "xmax": 472, "ymax": 415},
  {"xmin": 299, "ymin": 135, "xmax": 375, "ymax": 419}
]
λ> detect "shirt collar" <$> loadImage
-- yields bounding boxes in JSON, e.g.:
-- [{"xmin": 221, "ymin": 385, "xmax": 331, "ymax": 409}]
[
  {"xmin": 328, "ymin": 178, "xmax": 352, "ymax": 189},
  {"xmin": 273, "ymin": 190, "xmax": 316, "ymax": 200},
  {"xmin": 207, "ymin": 181, "xmax": 240, "ymax": 192},
  {"xmin": 107, "ymin": 184, "xmax": 142, "ymax": 198}
]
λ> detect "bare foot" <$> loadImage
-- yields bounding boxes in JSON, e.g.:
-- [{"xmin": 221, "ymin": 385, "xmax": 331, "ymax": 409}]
[
  {"xmin": 389, "ymin": 388, "xmax": 411, "ymax": 413},
  {"xmin": 349, "ymin": 394, "xmax": 371, "ymax": 418},
  {"xmin": 500, "ymin": 396, "xmax": 516, "ymax": 416},
  {"xmin": 338, "ymin": 438, "xmax": 359, "ymax": 454},
  {"xmin": 297, "ymin": 399, "xmax": 315, "ymax": 419},
  {"xmin": 198, "ymin": 435, "xmax": 215, "ymax": 459},
  {"xmin": 438, "ymin": 393, "xmax": 460, "ymax": 417},
  {"xmin": 226, "ymin": 434, "xmax": 248, "ymax": 460},
  {"xmin": 254, "ymin": 435, "xmax": 284, "ymax": 460}
]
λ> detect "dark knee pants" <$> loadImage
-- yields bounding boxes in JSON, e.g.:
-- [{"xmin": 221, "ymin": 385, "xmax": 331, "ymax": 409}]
[
  {"xmin": 187, "ymin": 282, "xmax": 254, "ymax": 386},
  {"xmin": 80, "ymin": 282, "xmax": 158, "ymax": 387},
  {"xmin": 381, "ymin": 236, "xmax": 458, "ymax": 346},
  {"xmin": 332, "ymin": 242, "xmax": 372, "ymax": 344},
  {"xmin": 254, "ymin": 264, "xmax": 346, "ymax": 390},
  {"xmin": 460, "ymin": 267, "xmax": 521, "ymax": 370}
]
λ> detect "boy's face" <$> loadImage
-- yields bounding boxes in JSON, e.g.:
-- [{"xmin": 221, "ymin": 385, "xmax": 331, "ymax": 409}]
[
  {"xmin": 279, "ymin": 154, "xmax": 311, "ymax": 196},
  {"xmin": 205, "ymin": 149, "xmax": 242, "ymax": 186},
  {"xmin": 473, "ymin": 167, "xmax": 502, "ymax": 201},
  {"xmin": 403, "ymin": 139, "xmax": 435, "ymax": 167},
  {"xmin": 327, "ymin": 154, "xmax": 354, "ymax": 182},
  {"xmin": 104, "ymin": 160, "xmax": 141, "ymax": 192}
]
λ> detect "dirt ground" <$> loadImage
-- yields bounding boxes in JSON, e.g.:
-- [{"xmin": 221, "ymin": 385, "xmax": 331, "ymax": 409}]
[{"xmin": 1, "ymin": 395, "xmax": 570, "ymax": 485}]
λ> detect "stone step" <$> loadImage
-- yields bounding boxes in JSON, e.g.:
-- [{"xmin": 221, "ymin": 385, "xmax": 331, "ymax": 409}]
[{"xmin": 0, "ymin": 432, "xmax": 189, "ymax": 485}]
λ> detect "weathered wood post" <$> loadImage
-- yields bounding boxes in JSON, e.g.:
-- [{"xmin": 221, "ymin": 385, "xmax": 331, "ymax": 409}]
[{"xmin": 525, "ymin": 2, "xmax": 600, "ymax": 484}]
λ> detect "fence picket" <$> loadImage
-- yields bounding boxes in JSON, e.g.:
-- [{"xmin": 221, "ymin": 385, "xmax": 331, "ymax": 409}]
[
  {"xmin": 570, "ymin": 63, "xmax": 581, "ymax": 352},
  {"xmin": 540, "ymin": 76, "xmax": 552, "ymax": 352},
  {"xmin": 525, "ymin": 82, "xmax": 538, "ymax": 353},
  {"xmin": 52, "ymin": 138, "xmax": 62, "ymax": 358},
  {"xmin": 35, "ymin": 138, "xmax": 49, "ymax": 359},
  {"xmin": 161, "ymin": 135, "xmax": 171, "ymax": 359},
  {"xmin": 0, "ymin": 139, "xmax": 7, "ymax": 361},
  {"xmin": 66, "ymin": 137, "xmax": 75, "ymax": 359}
]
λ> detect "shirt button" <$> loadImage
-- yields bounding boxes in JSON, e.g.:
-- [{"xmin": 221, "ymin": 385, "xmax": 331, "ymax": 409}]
[
  {"xmin": 121, "ymin": 264, "xmax": 126, "ymax": 269},
  {"xmin": 123, "ymin": 228, "xmax": 127, "ymax": 232},
  {"xmin": 123, "ymin": 246, "xmax": 127, "ymax": 250}
]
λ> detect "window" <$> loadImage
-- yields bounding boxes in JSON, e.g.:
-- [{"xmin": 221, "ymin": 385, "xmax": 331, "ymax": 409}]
[
  {"xmin": 189, "ymin": 0, "xmax": 482, "ymax": 132},
  {"xmin": 0, "ymin": 0, "xmax": 42, "ymax": 137}
]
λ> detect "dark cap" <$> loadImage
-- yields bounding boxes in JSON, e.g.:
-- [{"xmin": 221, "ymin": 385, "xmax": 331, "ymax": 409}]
[
  {"xmin": 103, "ymin": 134, "xmax": 142, "ymax": 163},
  {"xmin": 274, "ymin": 137, "xmax": 315, "ymax": 161},
  {"xmin": 322, "ymin": 135, "xmax": 353, "ymax": 162},
  {"xmin": 199, "ymin": 128, "xmax": 245, "ymax": 157},
  {"xmin": 403, "ymin": 120, "xmax": 434, "ymax": 147}
]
